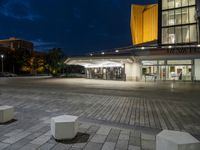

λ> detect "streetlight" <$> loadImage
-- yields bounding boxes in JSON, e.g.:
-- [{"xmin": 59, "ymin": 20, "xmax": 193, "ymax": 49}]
[{"xmin": 1, "ymin": 54, "xmax": 4, "ymax": 73}]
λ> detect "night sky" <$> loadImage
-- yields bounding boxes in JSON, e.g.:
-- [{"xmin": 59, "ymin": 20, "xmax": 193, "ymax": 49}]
[{"xmin": 0, "ymin": 0, "xmax": 157, "ymax": 55}]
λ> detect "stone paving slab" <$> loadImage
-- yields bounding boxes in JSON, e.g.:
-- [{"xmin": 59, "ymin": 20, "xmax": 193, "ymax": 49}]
[
  {"xmin": 0, "ymin": 114, "xmax": 157, "ymax": 150},
  {"xmin": 0, "ymin": 86, "xmax": 200, "ymax": 136},
  {"xmin": 0, "ymin": 78, "xmax": 200, "ymax": 149}
]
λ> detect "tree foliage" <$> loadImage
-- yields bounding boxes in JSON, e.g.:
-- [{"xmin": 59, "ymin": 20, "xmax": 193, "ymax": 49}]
[
  {"xmin": 46, "ymin": 48, "xmax": 65, "ymax": 75},
  {"xmin": 1, "ymin": 47, "xmax": 66, "ymax": 75}
]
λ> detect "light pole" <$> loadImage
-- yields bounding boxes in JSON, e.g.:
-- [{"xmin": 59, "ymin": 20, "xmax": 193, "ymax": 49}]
[{"xmin": 1, "ymin": 54, "xmax": 4, "ymax": 73}]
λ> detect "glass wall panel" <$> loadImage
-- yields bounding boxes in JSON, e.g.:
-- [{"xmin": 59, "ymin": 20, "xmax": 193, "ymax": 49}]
[
  {"xmin": 182, "ymin": 25, "xmax": 190, "ymax": 43},
  {"xmin": 169, "ymin": 10, "xmax": 175, "ymax": 25},
  {"xmin": 189, "ymin": 0, "xmax": 195, "ymax": 6},
  {"xmin": 168, "ymin": 0, "xmax": 175, "ymax": 9},
  {"xmin": 190, "ymin": 24, "xmax": 197, "ymax": 42},
  {"xmin": 159, "ymin": 60, "xmax": 165, "ymax": 65},
  {"xmin": 162, "ymin": 11, "xmax": 168, "ymax": 26},
  {"xmin": 167, "ymin": 60, "xmax": 192, "ymax": 65},
  {"xmin": 161, "ymin": 0, "xmax": 198, "ymax": 45},
  {"xmin": 189, "ymin": 7, "xmax": 196, "ymax": 23},
  {"xmin": 175, "ymin": 0, "xmax": 181, "ymax": 8},
  {"xmin": 182, "ymin": 0, "xmax": 188, "ymax": 7},
  {"xmin": 162, "ymin": 28, "xmax": 168, "ymax": 44},
  {"xmin": 182, "ymin": 8, "xmax": 189, "ymax": 24},
  {"xmin": 162, "ymin": 0, "xmax": 168, "ymax": 10},
  {"xmin": 142, "ymin": 61, "xmax": 157, "ymax": 65},
  {"xmin": 175, "ymin": 26, "xmax": 182, "ymax": 43},
  {"xmin": 175, "ymin": 9, "xmax": 182, "ymax": 25},
  {"xmin": 168, "ymin": 27, "xmax": 175, "ymax": 43}
]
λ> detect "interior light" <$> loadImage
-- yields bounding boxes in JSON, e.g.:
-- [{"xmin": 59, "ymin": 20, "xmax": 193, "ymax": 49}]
[
  {"xmin": 141, "ymin": 47, "xmax": 145, "ymax": 50},
  {"xmin": 168, "ymin": 45, "xmax": 172, "ymax": 48},
  {"xmin": 197, "ymin": 44, "xmax": 200, "ymax": 47}
]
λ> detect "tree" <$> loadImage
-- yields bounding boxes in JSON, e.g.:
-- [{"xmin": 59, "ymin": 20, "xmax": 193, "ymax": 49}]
[
  {"xmin": 21, "ymin": 55, "xmax": 46, "ymax": 74},
  {"xmin": 46, "ymin": 48, "xmax": 65, "ymax": 76},
  {"xmin": 15, "ymin": 48, "xmax": 32, "ymax": 74}
]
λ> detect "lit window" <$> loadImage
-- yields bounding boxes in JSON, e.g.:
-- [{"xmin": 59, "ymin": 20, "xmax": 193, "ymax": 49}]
[
  {"xmin": 168, "ymin": 27, "xmax": 175, "ymax": 44},
  {"xmin": 182, "ymin": 25, "xmax": 190, "ymax": 43},
  {"xmin": 168, "ymin": 0, "xmax": 175, "ymax": 9},
  {"xmin": 189, "ymin": 7, "xmax": 196, "ymax": 23},
  {"xmin": 162, "ymin": 0, "xmax": 168, "ymax": 10},
  {"xmin": 182, "ymin": 8, "xmax": 189, "ymax": 24},
  {"xmin": 175, "ymin": 9, "xmax": 182, "ymax": 25},
  {"xmin": 162, "ymin": 28, "xmax": 169, "ymax": 44},
  {"xmin": 162, "ymin": 11, "xmax": 169, "ymax": 26},
  {"xmin": 190, "ymin": 25, "xmax": 197, "ymax": 42},
  {"xmin": 175, "ymin": 26, "xmax": 182, "ymax": 43},
  {"xmin": 175, "ymin": 0, "xmax": 181, "ymax": 8},
  {"xmin": 168, "ymin": 10, "xmax": 175, "ymax": 25},
  {"xmin": 182, "ymin": 0, "xmax": 188, "ymax": 7},
  {"xmin": 189, "ymin": 0, "xmax": 195, "ymax": 6}
]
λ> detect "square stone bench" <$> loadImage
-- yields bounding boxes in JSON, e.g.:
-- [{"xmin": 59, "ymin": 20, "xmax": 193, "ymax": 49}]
[
  {"xmin": 51, "ymin": 115, "xmax": 78, "ymax": 140},
  {"xmin": 156, "ymin": 130, "xmax": 200, "ymax": 150},
  {"xmin": 0, "ymin": 105, "xmax": 14, "ymax": 123}
]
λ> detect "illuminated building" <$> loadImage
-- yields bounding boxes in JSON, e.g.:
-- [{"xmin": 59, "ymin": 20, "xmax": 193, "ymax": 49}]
[
  {"xmin": 66, "ymin": 0, "xmax": 200, "ymax": 81},
  {"xmin": 0, "ymin": 37, "xmax": 33, "ymax": 53}
]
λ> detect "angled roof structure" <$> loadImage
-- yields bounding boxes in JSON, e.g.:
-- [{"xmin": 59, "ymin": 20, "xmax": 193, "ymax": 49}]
[{"xmin": 130, "ymin": 4, "xmax": 158, "ymax": 45}]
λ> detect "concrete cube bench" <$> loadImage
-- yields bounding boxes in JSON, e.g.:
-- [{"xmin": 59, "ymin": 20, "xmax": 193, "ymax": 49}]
[
  {"xmin": 0, "ymin": 105, "xmax": 14, "ymax": 123},
  {"xmin": 156, "ymin": 130, "xmax": 200, "ymax": 150},
  {"xmin": 51, "ymin": 115, "xmax": 78, "ymax": 140}
]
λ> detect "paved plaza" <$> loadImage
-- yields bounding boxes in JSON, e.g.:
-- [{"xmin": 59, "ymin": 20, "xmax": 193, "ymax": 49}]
[{"xmin": 0, "ymin": 77, "xmax": 200, "ymax": 150}]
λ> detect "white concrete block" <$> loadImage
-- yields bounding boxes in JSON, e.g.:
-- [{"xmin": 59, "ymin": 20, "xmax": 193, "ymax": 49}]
[
  {"xmin": 0, "ymin": 106, "xmax": 14, "ymax": 123},
  {"xmin": 156, "ymin": 130, "xmax": 200, "ymax": 150},
  {"xmin": 51, "ymin": 115, "xmax": 78, "ymax": 140}
]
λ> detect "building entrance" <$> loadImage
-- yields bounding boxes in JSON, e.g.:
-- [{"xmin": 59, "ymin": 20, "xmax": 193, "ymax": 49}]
[
  {"xmin": 86, "ymin": 67, "xmax": 125, "ymax": 80},
  {"xmin": 142, "ymin": 60, "xmax": 193, "ymax": 81}
]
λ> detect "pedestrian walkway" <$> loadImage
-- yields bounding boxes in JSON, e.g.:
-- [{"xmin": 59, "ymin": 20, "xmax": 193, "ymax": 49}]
[{"xmin": 0, "ymin": 78, "xmax": 200, "ymax": 149}]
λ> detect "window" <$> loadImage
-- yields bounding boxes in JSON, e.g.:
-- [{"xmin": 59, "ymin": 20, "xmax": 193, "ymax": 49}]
[
  {"xmin": 162, "ymin": 28, "xmax": 168, "ymax": 44},
  {"xmin": 189, "ymin": 0, "xmax": 195, "ymax": 6},
  {"xmin": 168, "ymin": 0, "xmax": 175, "ymax": 9},
  {"xmin": 190, "ymin": 25, "xmax": 197, "ymax": 42},
  {"xmin": 162, "ymin": 11, "xmax": 168, "ymax": 26},
  {"xmin": 142, "ymin": 61, "xmax": 157, "ymax": 66},
  {"xmin": 182, "ymin": 0, "xmax": 188, "ymax": 7},
  {"xmin": 159, "ymin": 60, "xmax": 165, "ymax": 65},
  {"xmin": 182, "ymin": 8, "xmax": 189, "ymax": 24},
  {"xmin": 161, "ymin": 0, "xmax": 198, "ymax": 45},
  {"xmin": 175, "ymin": 9, "xmax": 182, "ymax": 25},
  {"xmin": 169, "ymin": 10, "xmax": 175, "ymax": 25},
  {"xmin": 167, "ymin": 60, "xmax": 192, "ymax": 65},
  {"xmin": 162, "ymin": 0, "xmax": 168, "ymax": 10},
  {"xmin": 175, "ymin": 0, "xmax": 181, "ymax": 8},
  {"xmin": 168, "ymin": 27, "xmax": 175, "ymax": 44},
  {"xmin": 189, "ymin": 7, "xmax": 196, "ymax": 23},
  {"xmin": 175, "ymin": 26, "xmax": 182, "ymax": 43},
  {"xmin": 182, "ymin": 25, "xmax": 190, "ymax": 43}
]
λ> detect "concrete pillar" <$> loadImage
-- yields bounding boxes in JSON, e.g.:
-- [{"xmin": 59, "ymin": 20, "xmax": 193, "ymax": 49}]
[
  {"xmin": 125, "ymin": 62, "xmax": 142, "ymax": 81},
  {"xmin": 194, "ymin": 59, "xmax": 200, "ymax": 81}
]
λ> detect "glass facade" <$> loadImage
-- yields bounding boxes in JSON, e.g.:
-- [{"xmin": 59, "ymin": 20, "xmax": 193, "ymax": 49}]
[
  {"xmin": 142, "ymin": 60, "xmax": 193, "ymax": 81},
  {"xmin": 85, "ymin": 67, "xmax": 125, "ymax": 80},
  {"xmin": 161, "ymin": 0, "xmax": 198, "ymax": 44}
]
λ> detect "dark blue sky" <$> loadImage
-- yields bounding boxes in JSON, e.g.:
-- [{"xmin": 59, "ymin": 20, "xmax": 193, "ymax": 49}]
[{"xmin": 0, "ymin": 0, "xmax": 157, "ymax": 55}]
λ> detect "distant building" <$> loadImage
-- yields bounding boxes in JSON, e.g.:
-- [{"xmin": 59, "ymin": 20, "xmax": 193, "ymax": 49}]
[{"xmin": 0, "ymin": 37, "xmax": 33, "ymax": 53}]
